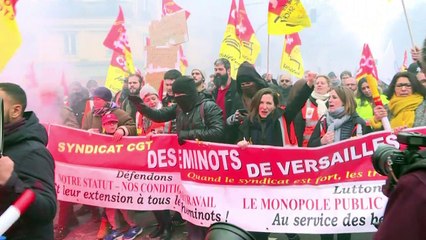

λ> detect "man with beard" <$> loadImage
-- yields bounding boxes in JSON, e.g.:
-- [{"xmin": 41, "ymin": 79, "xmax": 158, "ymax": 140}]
[
  {"xmin": 191, "ymin": 68, "xmax": 212, "ymax": 100},
  {"xmin": 162, "ymin": 69, "xmax": 182, "ymax": 107},
  {"xmin": 212, "ymin": 58, "xmax": 243, "ymax": 143},
  {"xmin": 0, "ymin": 83, "xmax": 56, "ymax": 239},
  {"xmin": 121, "ymin": 74, "xmax": 144, "ymax": 121},
  {"xmin": 129, "ymin": 76, "xmax": 224, "ymax": 240}
]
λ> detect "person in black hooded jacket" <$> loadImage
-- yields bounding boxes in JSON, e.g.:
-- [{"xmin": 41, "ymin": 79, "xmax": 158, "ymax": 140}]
[
  {"xmin": 130, "ymin": 76, "xmax": 224, "ymax": 145},
  {"xmin": 129, "ymin": 76, "xmax": 224, "ymax": 240},
  {"xmin": 0, "ymin": 83, "xmax": 56, "ymax": 239}
]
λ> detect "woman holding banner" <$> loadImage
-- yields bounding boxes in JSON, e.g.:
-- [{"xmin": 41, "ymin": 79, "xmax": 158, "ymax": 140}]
[
  {"xmin": 236, "ymin": 76, "xmax": 315, "ymax": 240},
  {"xmin": 237, "ymin": 75, "xmax": 314, "ymax": 148},
  {"xmin": 371, "ymin": 71, "xmax": 426, "ymax": 130},
  {"xmin": 308, "ymin": 86, "xmax": 371, "ymax": 147},
  {"xmin": 308, "ymin": 86, "xmax": 370, "ymax": 240}
]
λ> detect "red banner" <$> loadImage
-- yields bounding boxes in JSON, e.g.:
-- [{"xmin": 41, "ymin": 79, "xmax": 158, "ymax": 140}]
[{"xmin": 47, "ymin": 125, "xmax": 420, "ymax": 233}]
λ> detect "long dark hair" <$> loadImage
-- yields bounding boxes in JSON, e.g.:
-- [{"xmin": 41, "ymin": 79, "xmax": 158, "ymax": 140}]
[
  {"xmin": 356, "ymin": 78, "xmax": 371, "ymax": 106},
  {"xmin": 386, "ymin": 71, "xmax": 426, "ymax": 100},
  {"xmin": 248, "ymin": 88, "xmax": 279, "ymax": 122}
]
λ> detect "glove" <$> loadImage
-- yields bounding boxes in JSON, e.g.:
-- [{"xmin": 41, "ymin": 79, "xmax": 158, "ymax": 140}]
[
  {"xmin": 178, "ymin": 137, "xmax": 186, "ymax": 146},
  {"xmin": 178, "ymin": 130, "xmax": 189, "ymax": 145},
  {"xmin": 128, "ymin": 95, "xmax": 145, "ymax": 113}
]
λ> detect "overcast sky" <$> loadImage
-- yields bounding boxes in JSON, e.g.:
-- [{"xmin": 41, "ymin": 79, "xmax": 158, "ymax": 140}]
[{"xmin": 2, "ymin": 0, "xmax": 426, "ymax": 89}]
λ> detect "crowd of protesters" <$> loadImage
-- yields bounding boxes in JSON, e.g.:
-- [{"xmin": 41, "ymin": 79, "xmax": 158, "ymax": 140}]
[{"xmin": 1, "ymin": 41, "xmax": 425, "ymax": 240}]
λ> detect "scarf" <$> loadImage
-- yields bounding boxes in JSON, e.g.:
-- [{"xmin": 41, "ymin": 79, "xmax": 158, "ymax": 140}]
[
  {"xmin": 326, "ymin": 107, "xmax": 351, "ymax": 142},
  {"xmin": 389, "ymin": 94, "xmax": 423, "ymax": 128},
  {"xmin": 93, "ymin": 102, "xmax": 118, "ymax": 116},
  {"xmin": 311, "ymin": 91, "xmax": 330, "ymax": 117}
]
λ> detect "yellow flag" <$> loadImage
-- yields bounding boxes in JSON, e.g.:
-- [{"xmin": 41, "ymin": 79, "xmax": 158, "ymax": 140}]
[
  {"xmin": 219, "ymin": 0, "xmax": 261, "ymax": 79},
  {"xmin": 281, "ymin": 33, "xmax": 304, "ymax": 78},
  {"xmin": 104, "ymin": 51, "xmax": 128, "ymax": 94},
  {"xmin": 219, "ymin": 0, "xmax": 241, "ymax": 79},
  {"xmin": 0, "ymin": 1, "xmax": 22, "ymax": 72},
  {"xmin": 268, "ymin": 0, "xmax": 311, "ymax": 35}
]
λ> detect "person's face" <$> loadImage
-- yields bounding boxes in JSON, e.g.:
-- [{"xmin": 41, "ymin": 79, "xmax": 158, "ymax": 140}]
[
  {"xmin": 191, "ymin": 70, "xmax": 203, "ymax": 82},
  {"xmin": 279, "ymin": 77, "xmax": 292, "ymax": 88},
  {"xmin": 70, "ymin": 84, "xmax": 82, "ymax": 95},
  {"xmin": 343, "ymin": 77, "xmax": 357, "ymax": 92},
  {"xmin": 328, "ymin": 90, "xmax": 343, "ymax": 113},
  {"xmin": 258, "ymin": 94, "xmax": 276, "ymax": 118},
  {"xmin": 394, "ymin": 77, "xmax": 412, "ymax": 97},
  {"xmin": 314, "ymin": 77, "xmax": 330, "ymax": 95},
  {"xmin": 341, "ymin": 74, "xmax": 351, "ymax": 81},
  {"xmin": 0, "ymin": 89, "xmax": 20, "ymax": 124},
  {"xmin": 361, "ymin": 82, "xmax": 372, "ymax": 98},
  {"xmin": 93, "ymin": 96, "xmax": 107, "ymax": 110},
  {"xmin": 143, "ymin": 94, "xmax": 159, "ymax": 109},
  {"xmin": 416, "ymin": 72, "xmax": 426, "ymax": 88},
  {"xmin": 214, "ymin": 64, "xmax": 227, "ymax": 76},
  {"xmin": 128, "ymin": 76, "xmax": 141, "ymax": 94},
  {"xmin": 103, "ymin": 121, "xmax": 118, "ymax": 134},
  {"xmin": 164, "ymin": 79, "xmax": 175, "ymax": 96}
]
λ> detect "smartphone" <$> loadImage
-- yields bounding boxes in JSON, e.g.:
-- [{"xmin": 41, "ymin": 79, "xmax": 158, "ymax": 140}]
[{"xmin": 237, "ymin": 109, "xmax": 248, "ymax": 114}]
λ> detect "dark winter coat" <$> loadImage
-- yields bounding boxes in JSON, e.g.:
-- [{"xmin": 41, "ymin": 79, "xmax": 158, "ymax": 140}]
[
  {"xmin": 1, "ymin": 112, "xmax": 57, "ymax": 239},
  {"xmin": 307, "ymin": 113, "xmax": 371, "ymax": 147},
  {"xmin": 238, "ymin": 83, "xmax": 313, "ymax": 146},
  {"xmin": 131, "ymin": 96, "xmax": 224, "ymax": 143}
]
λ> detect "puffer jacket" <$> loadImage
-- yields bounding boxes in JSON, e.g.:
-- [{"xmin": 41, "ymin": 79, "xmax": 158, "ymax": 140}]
[{"xmin": 131, "ymin": 96, "xmax": 225, "ymax": 143}]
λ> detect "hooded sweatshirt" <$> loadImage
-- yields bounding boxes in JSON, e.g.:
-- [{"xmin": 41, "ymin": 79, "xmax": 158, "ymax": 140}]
[{"xmin": 1, "ymin": 111, "xmax": 57, "ymax": 239}]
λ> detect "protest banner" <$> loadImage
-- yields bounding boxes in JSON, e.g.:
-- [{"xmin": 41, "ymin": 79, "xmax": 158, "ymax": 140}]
[{"xmin": 45, "ymin": 124, "xmax": 414, "ymax": 234}]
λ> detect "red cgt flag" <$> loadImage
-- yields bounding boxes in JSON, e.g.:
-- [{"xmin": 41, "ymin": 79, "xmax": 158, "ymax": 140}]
[
  {"xmin": 162, "ymin": 0, "xmax": 190, "ymax": 19},
  {"xmin": 356, "ymin": 44, "xmax": 379, "ymax": 81}
]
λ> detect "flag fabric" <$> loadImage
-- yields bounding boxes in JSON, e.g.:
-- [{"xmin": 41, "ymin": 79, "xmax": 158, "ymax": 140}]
[
  {"xmin": 0, "ymin": 0, "xmax": 22, "ymax": 72},
  {"xmin": 356, "ymin": 43, "xmax": 391, "ymax": 130},
  {"xmin": 161, "ymin": 0, "xmax": 190, "ymax": 73},
  {"xmin": 237, "ymin": 0, "xmax": 261, "ymax": 63},
  {"xmin": 162, "ymin": 0, "xmax": 190, "ymax": 19},
  {"xmin": 219, "ymin": 0, "xmax": 261, "ymax": 79},
  {"xmin": 268, "ymin": 0, "xmax": 311, "ymax": 35},
  {"xmin": 356, "ymin": 44, "xmax": 379, "ymax": 81},
  {"xmin": 401, "ymin": 50, "xmax": 408, "ymax": 71},
  {"xmin": 178, "ymin": 45, "xmax": 188, "ymax": 74},
  {"xmin": 280, "ymin": 33, "xmax": 304, "ymax": 78},
  {"xmin": 103, "ymin": 6, "xmax": 135, "ymax": 94},
  {"xmin": 105, "ymin": 51, "xmax": 129, "ymax": 94}
]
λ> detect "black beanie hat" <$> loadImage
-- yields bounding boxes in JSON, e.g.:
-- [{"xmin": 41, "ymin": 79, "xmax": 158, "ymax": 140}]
[
  {"xmin": 172, "ymin": 76, "xmax": 197, "ymax": 95},
  {"xmin": 93, "ymin": 87, "xmax": 112, "ymax": 101}
]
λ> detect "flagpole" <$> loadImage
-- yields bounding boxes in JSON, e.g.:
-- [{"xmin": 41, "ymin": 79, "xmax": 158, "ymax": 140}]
[
  {"xmin": 401, "ymin": 0, "xmax": 415, "ymax": 47},
  {"xmin": 267, "ymin": 34, "xmax": 270, "ymax": 73}
]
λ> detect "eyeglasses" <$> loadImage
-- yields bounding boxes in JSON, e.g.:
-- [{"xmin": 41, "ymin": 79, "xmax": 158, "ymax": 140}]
[{"xmin": 395, "ymin": 83, "xmax": 412, "ymax": 88}]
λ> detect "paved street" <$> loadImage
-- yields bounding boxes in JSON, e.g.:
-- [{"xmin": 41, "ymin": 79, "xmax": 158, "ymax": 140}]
[{"xmin": 59, "ymin": 208, "xmax": 374, "ymax": 240}]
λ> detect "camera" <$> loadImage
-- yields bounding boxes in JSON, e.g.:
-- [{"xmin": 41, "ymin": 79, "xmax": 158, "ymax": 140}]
[{"xmin": 372, "ymin": 132, "xmax": 426, "ymax": 180}]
